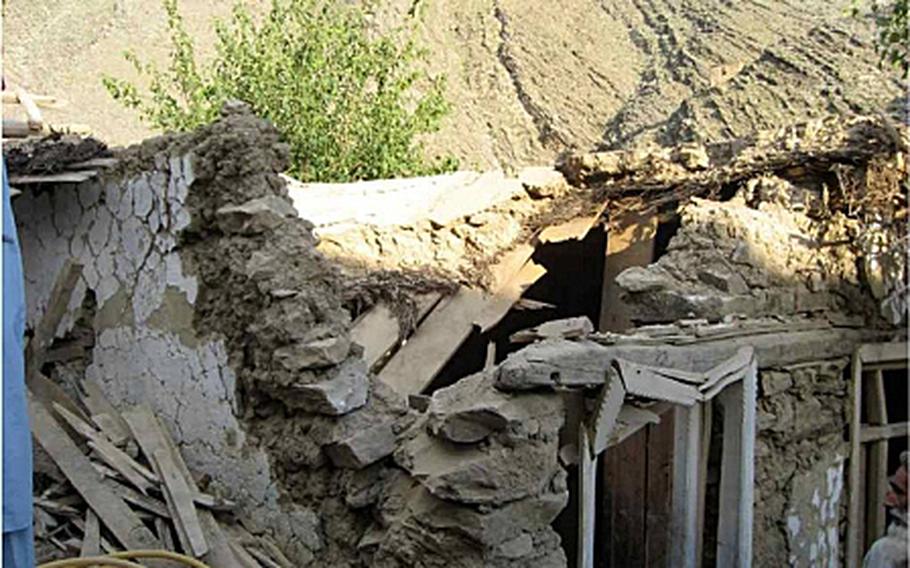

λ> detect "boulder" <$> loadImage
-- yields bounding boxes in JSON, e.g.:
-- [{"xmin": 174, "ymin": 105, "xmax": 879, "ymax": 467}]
[{"xmin": 290, "ymin": 359, "xmax": 369, "ymax": 415}]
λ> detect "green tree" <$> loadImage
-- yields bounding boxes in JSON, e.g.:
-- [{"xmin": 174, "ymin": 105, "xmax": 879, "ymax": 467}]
[
  {"xmin": 103, "ymin": 0, "xmax": 456, "ymax": 182},
  {"xmin": 851, "ymin": 0, "xmax": 909, "ymax": 78}
]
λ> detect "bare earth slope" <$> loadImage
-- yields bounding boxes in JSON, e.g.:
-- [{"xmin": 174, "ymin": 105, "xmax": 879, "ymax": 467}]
[{"xmin": 4, "ymin": 0, "xmax": 903, "ymax": 170}]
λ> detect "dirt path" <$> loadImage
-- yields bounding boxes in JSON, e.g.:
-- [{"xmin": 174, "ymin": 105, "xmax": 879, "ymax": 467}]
[{"xmin": 3, "ymin": 0, "xmax": 902, "ymax": 170}]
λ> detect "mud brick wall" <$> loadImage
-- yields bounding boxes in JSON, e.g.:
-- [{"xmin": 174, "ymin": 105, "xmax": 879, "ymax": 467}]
[
  {"xmin": 14, "ymin": 112, "xmax": 324, "ymax": 562},
  {"xmin": 14, "ymin": 106, "xmax": 573, "ymax": 567},
  {"xmin": 753, "ymin": 360, "xmax": 850, "ymax": 567}
]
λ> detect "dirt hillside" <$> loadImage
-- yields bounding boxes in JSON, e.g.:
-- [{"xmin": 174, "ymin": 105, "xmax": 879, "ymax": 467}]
[{"xmin": 3, "ymin": 0, "xmax": 904, "ymax": 170}]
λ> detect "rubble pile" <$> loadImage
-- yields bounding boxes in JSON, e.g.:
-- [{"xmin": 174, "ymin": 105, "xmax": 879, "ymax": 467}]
[{"xmin": 11, "ymin": 104, "xmax": 907, "ymax": 567}]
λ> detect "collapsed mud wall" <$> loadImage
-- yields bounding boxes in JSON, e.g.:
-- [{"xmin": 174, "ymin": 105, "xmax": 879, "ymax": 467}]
[
  {"xmin": 14, "ymin": 106, "xmax": 574, "ymax": 566},
  {"xmin": 609, "ymin": 160, "xmax": 904, "ymax": 566}
]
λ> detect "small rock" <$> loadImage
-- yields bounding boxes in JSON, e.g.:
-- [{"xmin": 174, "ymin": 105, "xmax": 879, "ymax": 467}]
[
  {"xmin": 519, "ymin": 167, "xmax": 568, "ymax": 199},
  {"xmin": 761, "ymin": 371, "xmax": 793, "ymax": 397},
  {"xmin": 615, "ymin": 266, "xmax": 669, "ymax": 293},
  {"xmin": 274, "ymin": 337, "xmax": 351, "ymax": 370},
  {"xmin": 326, "ymin": 421, "xmax": 397, "ymax": 469},
  {"xmin": 495, "ymin": 533, "xmax": 534, "ymax": 559},
  {"xmin": 291, "ymin": 359, "xmax": 369, "ymax": 415},
  {"xmin": 215, "ymin": 195, "xmax": 297, "ymax": 234},
  {"xmin": 432, "ymin": 407, "xmax": 509, "ymax": 444}
]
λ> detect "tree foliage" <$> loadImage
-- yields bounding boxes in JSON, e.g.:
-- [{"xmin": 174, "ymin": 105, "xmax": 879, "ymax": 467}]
[
  {"xmin": 103, "ymin": 0, "xmax": 456, "ymax": 182},
  {"xmin": 852, "ymin": 0, "xmax": 909, "ymax": 78}
]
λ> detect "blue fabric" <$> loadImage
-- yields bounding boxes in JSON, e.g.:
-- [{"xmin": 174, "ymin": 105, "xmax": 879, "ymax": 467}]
[
  {"xmin": 2, "ymin": 525, "xmax": 34, "ymax": 567},
  {"xmin": 2, "ymin": 159, "xmax": 32, "ymax": 535}
]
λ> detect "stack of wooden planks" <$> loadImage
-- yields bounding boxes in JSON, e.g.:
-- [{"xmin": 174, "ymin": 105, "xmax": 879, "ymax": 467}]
[{"xmin": 29, "ymin": 381, "xmax": 290, "ymax": 567}]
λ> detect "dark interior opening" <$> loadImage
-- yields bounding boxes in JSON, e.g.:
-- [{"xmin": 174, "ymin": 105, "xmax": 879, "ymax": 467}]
[{"xmin": 424, "ymin": 225, "xmax": 606, "ymax": 394}]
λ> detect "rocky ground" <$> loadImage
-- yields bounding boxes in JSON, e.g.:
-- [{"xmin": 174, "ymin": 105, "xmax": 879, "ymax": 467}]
[{"xmin": 4, "ymin": 0, "xmax": 905, "ymax": 171}]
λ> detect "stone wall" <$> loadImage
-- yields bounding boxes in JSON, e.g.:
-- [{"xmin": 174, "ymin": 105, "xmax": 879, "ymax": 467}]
[{"xmin": 754, "ymin": 360, "xmax": 850, "ymax": 567}]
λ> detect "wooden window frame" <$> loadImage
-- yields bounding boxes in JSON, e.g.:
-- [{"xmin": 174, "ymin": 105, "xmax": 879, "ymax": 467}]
[
  {"xmin": 579, "ymin": 348, "xmax": 757, "ymax": 568},
  {"xmin": 846, "ymin": 341, "xmax": 909, "ymax": 568}
]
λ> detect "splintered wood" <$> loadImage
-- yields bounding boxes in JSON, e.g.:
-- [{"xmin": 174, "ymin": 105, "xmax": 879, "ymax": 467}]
[{"xmin": 28, "ymin": 381, "xmax": 286, "ymax": 567}]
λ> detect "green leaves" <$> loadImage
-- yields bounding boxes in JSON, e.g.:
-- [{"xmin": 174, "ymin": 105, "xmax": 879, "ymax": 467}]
[
  {"xmin": 851, "ymin": 0, "xmax": 908, "ymax": 79},
  {"xmin": 103, "ymin": 0, "xmax": 456, "ymax": 182}
]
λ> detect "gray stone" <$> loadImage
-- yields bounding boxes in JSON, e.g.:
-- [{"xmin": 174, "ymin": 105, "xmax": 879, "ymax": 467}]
[
  {"xmin": 495, "ymin": 534, "xmax": 534, "ymax": 559},
  {"xmin": 761, "ymin": 370, "xmax": 793, "ymax": 397},
  {"xmin": 495, "ymin": 339, "xmax": 611, "ymax": 391},
  {"xmin": 326, "ymin": 420, "xmax": 397, "ymax": 469},
  {"xmin": 697, "ymin": 267, "xmax": 749, "ymax": 294},
  {"xmin": 274, "ymin": 337, "xmax": 351, "ymax": 370},
  {"xmin": 291, "ymin": 359, "xmax": 369, "ymax": 415},
  {"xmin": 215, "ymin": 195, "xmax": 297, "ymax": 234},
  {"xmin": 616, "ymin": 265, "xmax": 670, "ymax": 293},
  {"xmin": 432, "ymin": 408, "xmax": 509, "ymax": 444}
]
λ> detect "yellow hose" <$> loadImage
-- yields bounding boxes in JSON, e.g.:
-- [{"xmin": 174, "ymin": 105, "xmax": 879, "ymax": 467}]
[{"xmin": 37, "ymin": 549, "xmax": 212, "ymax": 568}]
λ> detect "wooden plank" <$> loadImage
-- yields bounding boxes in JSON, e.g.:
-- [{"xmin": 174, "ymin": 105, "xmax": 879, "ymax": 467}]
[
  {"xmin": 739, "ymin": 359, "xmax": 757, "ymax": 567},
  {"xmin": 80, "ymin": 510, "xmax": 101, "ymax": 557},
  {"xmin": 351, "ymin": 302, "xmax": 399, "ymax": 369},
  {"xmin": 110, "ymin": 481, "xmax": 171, "ymax": 518},
  {"xmin": 605, "ymin": 427, "xmax": 648, "ymax": 567},
  {"xmin": 599, "ymin": 210, "xmax": 657, "ymax": 332},
  {"xmin": 28, "ymin": 398, "xmax": 159, "ymax": 550},
  {"xmin": 53, "ymin": 402, "xmax": 157, "ymax": 491},
  {"xmin": 378, "ymin": 288, "xmax": 485, "ymax": 395},
  {"xmin": 671, "ymin": 403, "xmax": 702, "ymax": 568},
  {"xmin": 156, "ymin": 517, "xmax": 176, "ymax": 552},
  {"xmin": 864, "ymin": 369, "xmax": 889, "ymax": 546},
  {"xmin": 81, "ymin": 379, "xmax": 132, "ymax": 447},
  {"xmin": 716, "ymin": 383, "xmax": 743, "ymax": 567},
  {"xmin": 860, "ymin": 421, "xmax": 909, "ymax": 442},
  {"xmin": 154, "ymin": 420, "xmax": 245, "ymax": 568},
  {"xmin": 16, "ymin": 87, "xmax": 44, "ymax": 128},
  {"xmin": 859, "ymin": 342, "xmax": 907, "ymax": 365},
  {"xmin": 123, "ymin": 407, "xmax": 192, "ymax": 552},
  {"xmin": 645, "ymin": 408, "xmax": 675, "ymax": 568},
  {"xmin": 695, "ymin": 401, "xmax": 713, "ymax": 566},
  {"xmin": 509, "ymin": 316, "xmax": 594, "ymax": 344},
  {"xmin": 475, "ymin": 259, "xmax": 547, "ymax": 332},
  {"xmin": 2, "ymin": 90, "xmax": 65, "ymax": 107},
  {"xmin": 616, "ymin": 358, "xmax": 702, "ymax": 406},
  {"xmin": 607, "ymin": 403, "xmax": 663, "ymax": 449},
  {"xmin": 578, "ymin": 425, "xmax": 597, "ymax": 568},
  {"xmin": 484, "ymin": 342, "xmax": 496, "ymax": 370},
  {"xmin": 9, "ymin": 171, "xmax": 98, "ymax": 184},
  {"xmin": 537, "ymin": 204, "xmax": 605, "ymax": 244},
  {"xmin": 31, "ymin": 260, "xmax": 83, "ymax": 368},
  {"xmin": 2, "ymin": 117, "xmax": 41, "ymax": 137},
  {"xmin": 589, "ymin": 367, "xmax": 626, "ymax": 455},
  {"xmin": 152, "ymin": 448, "xmax": 209, "ymax": 557},
  {"xmin": 699, "ymin": 347, "xmax": 753, "ymax": 399},
  {"xmin": 847, "ymin": 349, "xmax": 863, "ymax": 568}
]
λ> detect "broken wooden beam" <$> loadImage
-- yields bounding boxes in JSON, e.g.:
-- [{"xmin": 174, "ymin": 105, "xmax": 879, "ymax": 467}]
[{"xmin": 28, "ymin": 398, "xmax": 160, "ymax": 550}]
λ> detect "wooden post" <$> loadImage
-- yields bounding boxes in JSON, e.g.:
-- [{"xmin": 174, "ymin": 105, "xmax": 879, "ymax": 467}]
[
  {"xmin": 672, "ymin": 403, "xmax": 703, "ymax": 568},
  {"xmin": 864, "ymin": 369, "xmax": 889, "ymax": 546},
  {"xmin": 579, "ymin": 426, "xmax": 597, "ymax": 568},
  {"xmin": 715, "ymin": 361, "xmax": 756, "ymax": 567},
  {"xmin": 847, "ymin": 350, "xmax": 863, "ymax": 568}
]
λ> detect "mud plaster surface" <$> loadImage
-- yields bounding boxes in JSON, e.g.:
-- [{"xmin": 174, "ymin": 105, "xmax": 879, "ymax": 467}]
[
  {"xmin": 15, "ymin": 114, "xmax": 322, "ymax": 562},
  {"xmin": 753, "ymin": 361, "xmax": 850, "ymax": 568}
]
